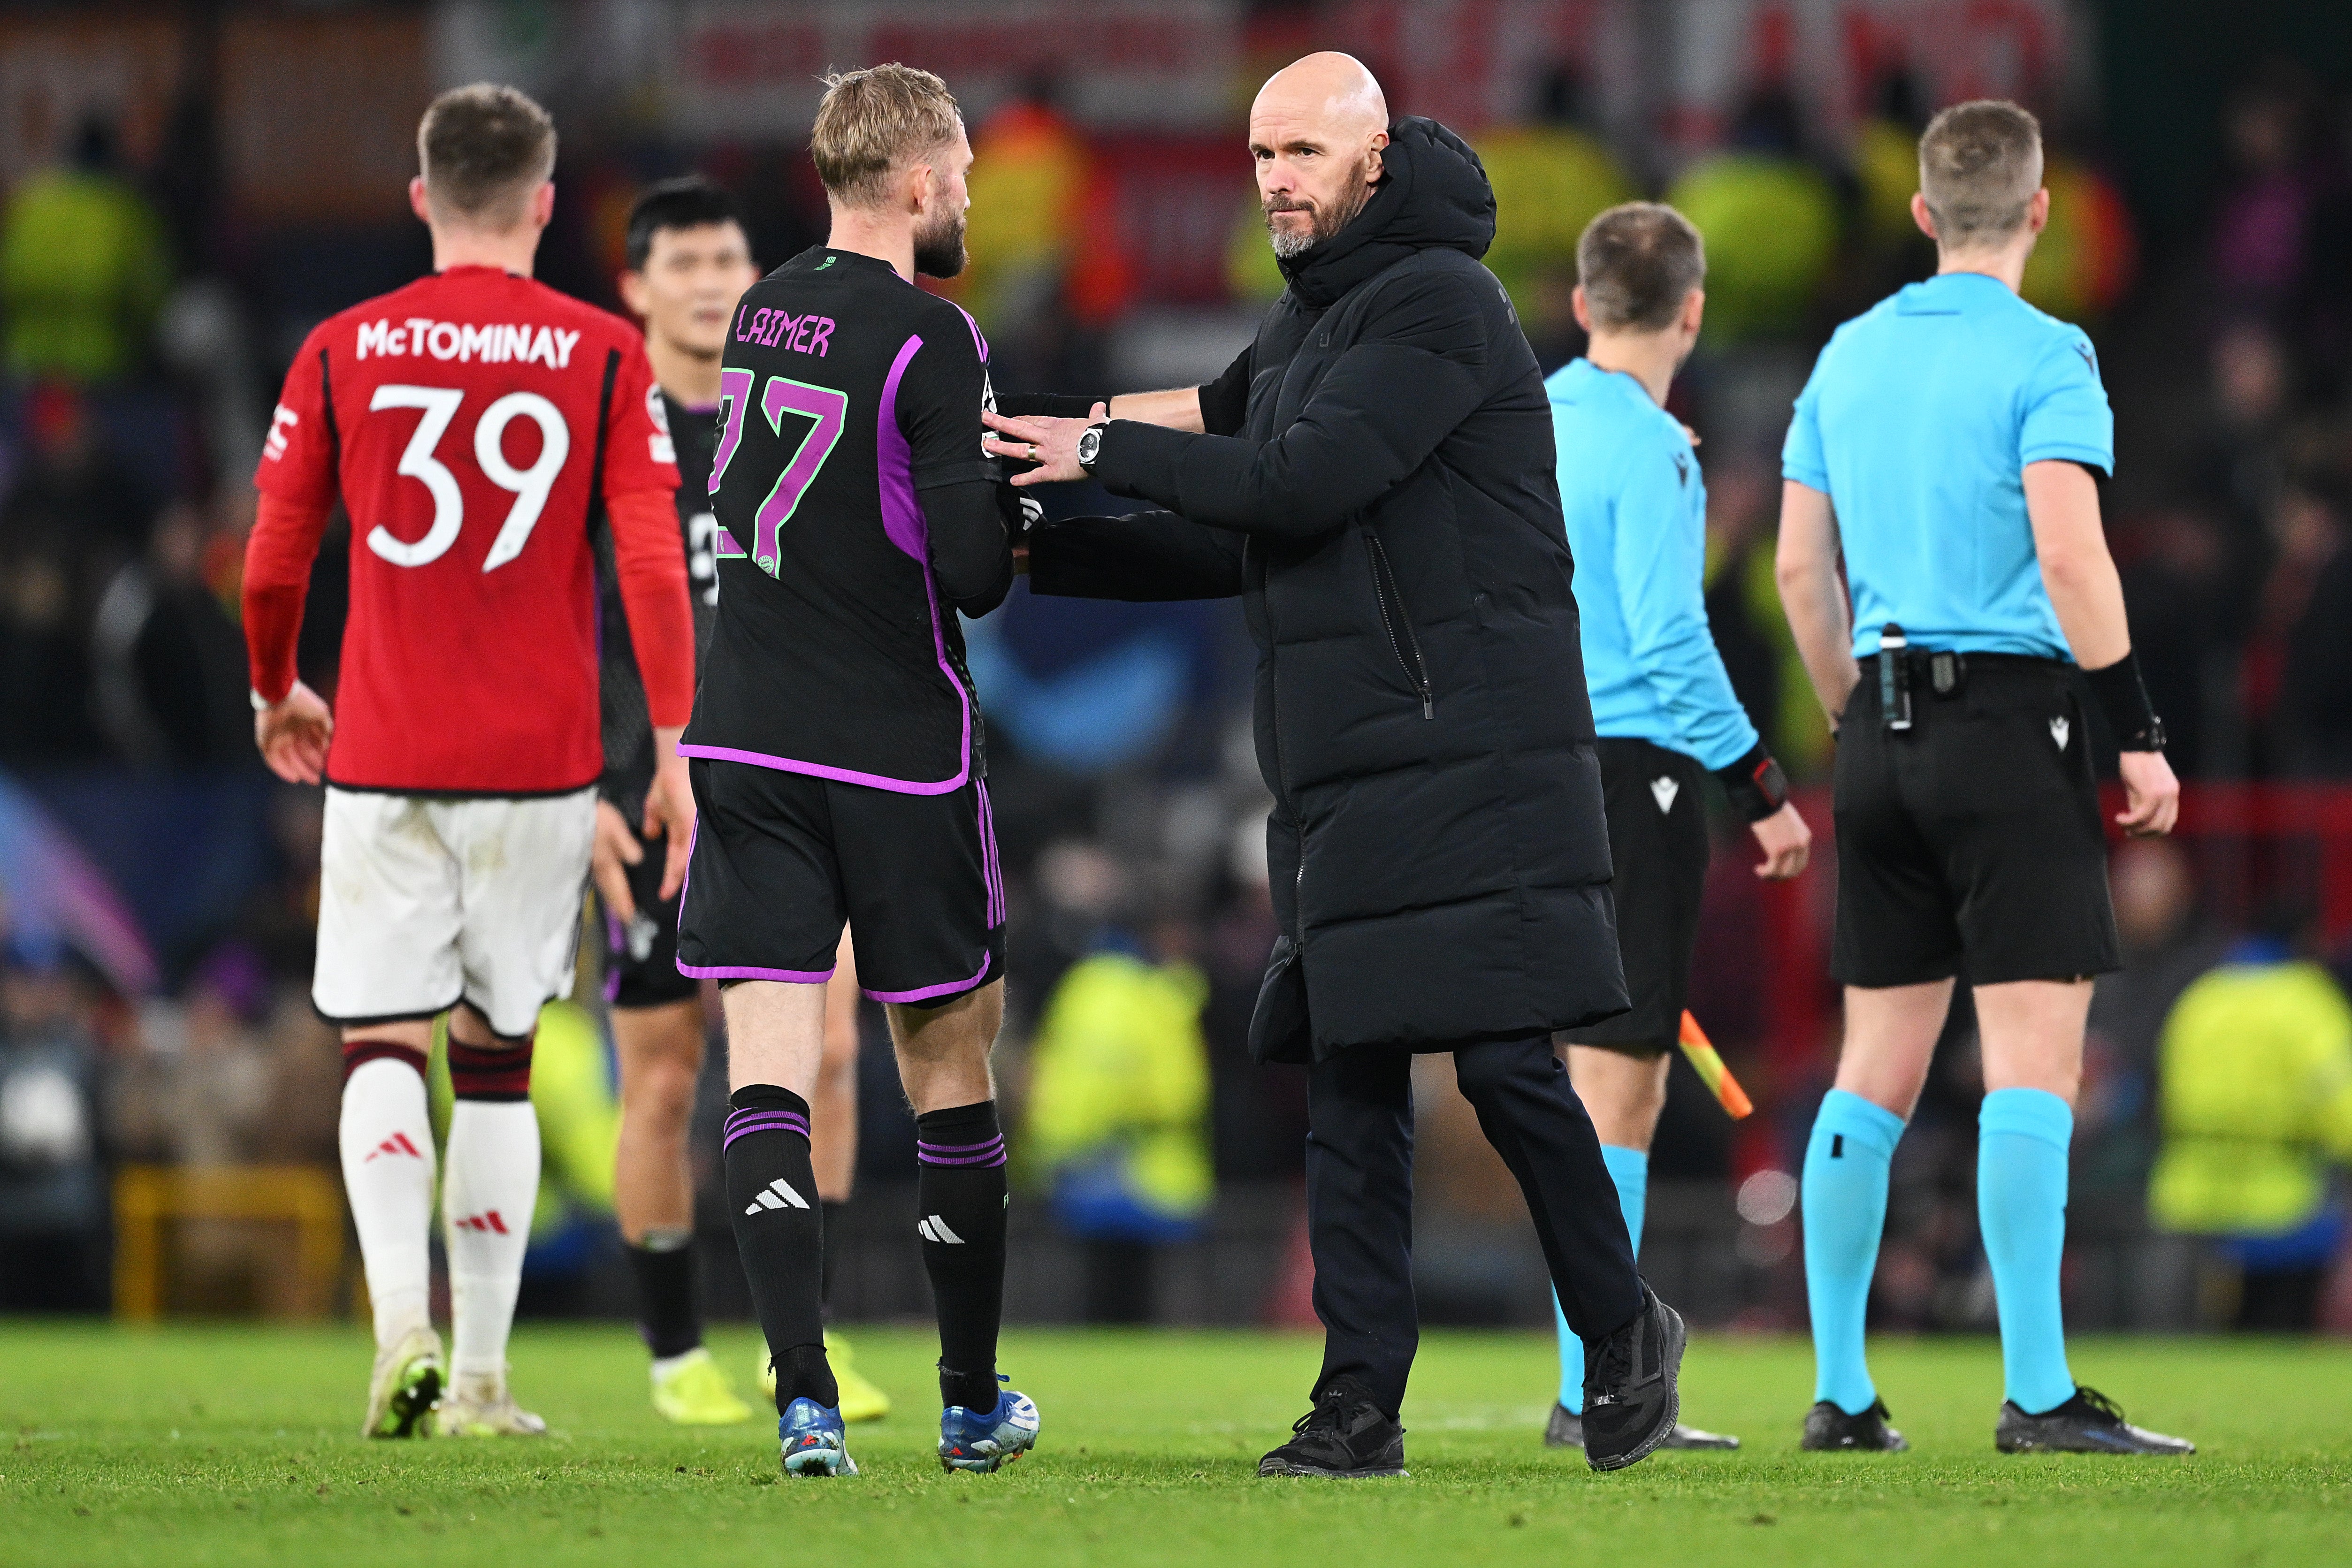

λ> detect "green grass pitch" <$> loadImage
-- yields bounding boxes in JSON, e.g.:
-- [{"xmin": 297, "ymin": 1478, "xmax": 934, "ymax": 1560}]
[{"xmin": 4, "ymin": 1322, "xmax": 2347, "ymax": 1567}]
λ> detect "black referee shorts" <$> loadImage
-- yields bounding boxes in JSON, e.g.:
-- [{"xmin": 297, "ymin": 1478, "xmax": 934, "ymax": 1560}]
[
  {"xmin": 1557, "ymin": 738, "xmax": 1710, "ymax": 1052},
  {"xmin": 676, "ymin": 758, "xmax": 1005, "ymax": 1005},
  {"xmin": 1833, "ymin": 653, "xmax": 2119, "ymax": 988}
]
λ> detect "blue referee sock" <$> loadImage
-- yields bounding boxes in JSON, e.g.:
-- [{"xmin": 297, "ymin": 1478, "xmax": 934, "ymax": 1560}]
[
  {"xmin": 1978, "ymin": 1087, "xmax": 2077, "ymax": 1415},
  {"xmin": 1553, "ymin": 1143, "xmax": 1648, "ymax": 1412},
  {"xmin": 1803, "ymin": 1088, "xmax": 1906, "ymax": 1415}
]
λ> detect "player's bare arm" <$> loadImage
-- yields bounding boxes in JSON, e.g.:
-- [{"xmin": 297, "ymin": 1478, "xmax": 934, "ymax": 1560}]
[
  {"xmin": 1773, "ymin": 479, "xmax": 1859, "ymax": 727},
  {"xmin": 2024, "ymin": 458, "xmax": 2178, "ymax": 836}
]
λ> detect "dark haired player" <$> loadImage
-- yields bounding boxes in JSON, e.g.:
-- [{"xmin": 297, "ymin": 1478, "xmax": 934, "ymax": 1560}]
[
  {"xmin": 677, "ymin": 64, "xmax": 1031, "ymax": 1479},
  {"xmin": 245, "ymin": 84, "xmax": 695, "ymax": 1439},
  {"xmin": 599, "ymin": 176, "xmax": 891, "ymax": 1428}
]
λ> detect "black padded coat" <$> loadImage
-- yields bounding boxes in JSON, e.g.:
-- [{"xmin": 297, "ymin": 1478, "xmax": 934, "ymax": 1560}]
[{"xmin": 1029, "ymin": 117, "xmax": 1627, "ymax": 1062}]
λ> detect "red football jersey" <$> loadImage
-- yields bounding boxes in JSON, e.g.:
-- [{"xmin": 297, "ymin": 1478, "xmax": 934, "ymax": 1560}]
[{"xmin": 257, "ymin": 266, "xmax": 678, "ymax": 793}]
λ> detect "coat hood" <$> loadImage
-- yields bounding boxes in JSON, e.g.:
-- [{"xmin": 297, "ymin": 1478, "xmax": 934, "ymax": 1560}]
[{"xmin": 1276, "ymin": 115, "xmax": 1497, "ymax": 309}]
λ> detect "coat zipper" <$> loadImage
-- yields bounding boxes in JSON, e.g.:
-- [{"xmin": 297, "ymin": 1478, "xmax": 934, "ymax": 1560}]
[
  {"xmin": 1255, "ymin": 539, "xmax": 1308, "ymax": 944},
  {"xmin": 1364, "ymin": 532, "xmax": 1434, "ymax": 719}
]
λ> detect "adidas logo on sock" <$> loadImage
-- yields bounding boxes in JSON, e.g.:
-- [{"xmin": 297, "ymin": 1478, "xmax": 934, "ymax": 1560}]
[
  {"xmin": 452, "ymin": 1210, "xmax": 509, "ymax": 1233},
  {"xmin": 364, "ymin": 1132, "xmax": 423, "ymax": 1162},
  {"xmin": 744, "ymin": 1178, "xmax": 809, "ymax": 1215},
  {"xmin": 917, "ymin": 1215, "xmax": 965, "ymax": 1244}
]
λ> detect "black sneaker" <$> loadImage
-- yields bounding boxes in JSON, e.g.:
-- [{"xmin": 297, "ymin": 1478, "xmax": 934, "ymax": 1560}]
[
  {"xmin": 1580, "ymin": 1288, "xmax": 1686, "ymax": 1472},
  {"xmin": 1257, "ymin": 1377, "xmax": 1407, "ymax": 1478},
  {"xmin": 1545, "ymin": 1405, "xmax": 1738, "ymax": 1450},
  {"xmin": 1801, "ymin": 1398, "xmax": 1909, "ymax": 1452},
  {"xmin": 1995, "ymin": 1386, "xmax": 2194, "ymax": 1455}
]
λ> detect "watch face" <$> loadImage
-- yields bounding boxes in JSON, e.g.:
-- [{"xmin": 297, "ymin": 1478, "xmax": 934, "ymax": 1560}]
[{"xmin": 1077, "ymin": 427, "xmax": 1101, "ymax": 467}]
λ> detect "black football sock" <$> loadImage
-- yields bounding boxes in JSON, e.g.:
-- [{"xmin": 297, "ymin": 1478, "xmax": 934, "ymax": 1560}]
[
  {"xmin": 914, "ymin": 1100, "xmax": 1009, "ymax": 1412},
  {"xmin": 722, "ymin": 1086, "xmax": 834, "ymax": 1411},
  {"xmin": 820, "ymin": 1199, "xmax": 849, "ymax": 1320},
  {"xmin": 625, "ymin": 1230, "xmax": 702, "ymax": 1362}
]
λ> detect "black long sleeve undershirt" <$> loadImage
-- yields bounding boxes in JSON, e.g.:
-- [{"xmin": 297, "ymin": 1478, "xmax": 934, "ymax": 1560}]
[{"xmin": 917, "ymin": 477, "xmax": 1016, "ymax": 617}]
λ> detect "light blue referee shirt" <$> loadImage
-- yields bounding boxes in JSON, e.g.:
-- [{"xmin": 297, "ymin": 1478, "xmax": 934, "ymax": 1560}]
[
  {"xmin": 1781, "ymin": 270, "xmax": 2114, "ymax": 660},
  {"xmin": 1547, "ymin": 358, "xmax": 1759, "ymax": 771}
]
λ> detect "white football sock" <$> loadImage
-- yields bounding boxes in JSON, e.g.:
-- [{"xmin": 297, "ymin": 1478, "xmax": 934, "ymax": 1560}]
[
  {"xmin": 441, "ymin": 1098, "xmax": 540, "ymax": 1378},
  {"xmin": 337, "ymin": 1056, "xmax": 436, "ymax": 1350}
]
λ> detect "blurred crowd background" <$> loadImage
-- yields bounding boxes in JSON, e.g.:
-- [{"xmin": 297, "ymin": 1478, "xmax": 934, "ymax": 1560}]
[{"xmin": 3, "ymin": 0, "xmax": 2351, "ymax": 1344}]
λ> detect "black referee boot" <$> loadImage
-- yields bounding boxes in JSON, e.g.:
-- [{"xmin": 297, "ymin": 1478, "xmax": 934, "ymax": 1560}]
[
  {"xmin": 1995, "ymin": 1386, "xmax": 2193, "ymax": 1455},
  {"xmin": 1257, "ymin": 1377, "xmax": 1406, "ymax": 1478},
  {"xmin": 1580, "ymin": 1287, "xmax": 1685, "ymax": 1471},
  {"xmin": 1801, "ymin": 1398, "xmax": 1909, "ymax": 1452}
]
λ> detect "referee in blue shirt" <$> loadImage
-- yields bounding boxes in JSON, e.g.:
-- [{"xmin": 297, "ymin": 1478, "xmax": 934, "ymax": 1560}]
[
  {"xmin": 1541, "ymin": 203, "xmax": 1811, "ymax": 1455},
  {"xmin": 1776, "ymin": 100, "xmax": 2192, "ymax": 1457}
]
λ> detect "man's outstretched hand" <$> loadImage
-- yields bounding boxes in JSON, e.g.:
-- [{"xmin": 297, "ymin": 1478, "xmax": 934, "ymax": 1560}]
[
  {"xmin": 983, "ymin": 403, "xmax": 1108, "ymax": 487},
  {"xmin": 255, "ymin": 682, "xmax": 333, "ymax": 784}
]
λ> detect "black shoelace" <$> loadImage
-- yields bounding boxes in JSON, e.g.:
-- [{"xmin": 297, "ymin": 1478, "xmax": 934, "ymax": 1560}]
[
  {"xmin": 2071, "ymin": 1385, "xmax": 2126, "ymax": 1424},
  {"xmin": 1588, "ymin": 1325, "xmax": 1634, "ymax": 1396},
  {"xmin": 1294, "ymin": 1386, "xmax": 1348, "ymax": 1437}
]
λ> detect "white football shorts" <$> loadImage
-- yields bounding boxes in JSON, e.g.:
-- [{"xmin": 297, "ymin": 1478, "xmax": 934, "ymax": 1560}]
[{"xmin": 313, "ymin": 786, "xmax": 596, "ymax": 1040}]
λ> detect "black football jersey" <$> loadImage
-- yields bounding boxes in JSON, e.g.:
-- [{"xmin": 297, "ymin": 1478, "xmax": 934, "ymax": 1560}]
[
  {"xmin": 682, "ymin": 247, "xmax": 1005, "ymax": 792},
  {"xmin": 599, "ymin": 384, "xmax": 722, "ymax": 807}
]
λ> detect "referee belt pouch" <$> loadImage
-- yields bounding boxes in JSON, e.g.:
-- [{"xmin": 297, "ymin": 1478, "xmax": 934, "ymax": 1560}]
[{"xmin": 1879, "ymin": 647, "xmax": 1970, "ymax": 731}]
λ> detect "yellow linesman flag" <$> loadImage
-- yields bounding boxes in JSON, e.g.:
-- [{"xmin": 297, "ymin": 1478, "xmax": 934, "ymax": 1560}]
[{"xmin": 1678, "ymin": 1010, "xmax": 1754, "ymax": 1120}]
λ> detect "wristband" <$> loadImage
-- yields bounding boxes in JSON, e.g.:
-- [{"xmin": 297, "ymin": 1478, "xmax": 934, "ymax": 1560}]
[
  {"xmin": 2083, "ymin": 651, "xmax": 2165, "ymax": 752},
  {"xmin": 1713, "ymin": 741, "xmax": 1790, "ymax": 823},
  {"xmin": 992, "ymin": 392, "xmax": 1106, "ymax": 420}
]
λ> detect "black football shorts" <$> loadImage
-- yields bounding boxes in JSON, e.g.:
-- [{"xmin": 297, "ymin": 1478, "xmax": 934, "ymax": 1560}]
[
  {"xmin": 1558, "ymin": 738, "xmax": 1710, "ymax": 1052},
  {"xmin": 676, "ymin": 758, "xmax": 1005, "ymax": 1005},
  {"xmin": 596, "ymin": 803, "xmax": 700, "ymax": 1011},
  {"xmin": 1832, "ymin": 653, "xmax": 2120, "ymax": 988}
]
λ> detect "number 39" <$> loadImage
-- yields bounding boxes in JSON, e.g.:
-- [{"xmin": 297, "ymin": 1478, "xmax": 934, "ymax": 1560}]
[{"xmin": 367, "ymin": 384, "xmax": 570, "ymax": 571}]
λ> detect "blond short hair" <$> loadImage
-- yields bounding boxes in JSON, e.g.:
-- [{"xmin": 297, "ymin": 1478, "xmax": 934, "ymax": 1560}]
[
  {"xmin": 1576, "ymin": 203, "xmax": 1706, "ymax": 332},
  {"xmin": 1918, "ymin": 99, "xmax": 2044, "ymax": 246},
  {"xmin": 418, "ymin": 83, "xmax": 556, "ymax": 228},
  {"xmin": 810, "ymin": 63, "xmax": 963, "ymax": 209}
]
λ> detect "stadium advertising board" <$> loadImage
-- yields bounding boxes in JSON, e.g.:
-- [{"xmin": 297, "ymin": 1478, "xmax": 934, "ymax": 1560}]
[{"xmin": 662, "ymin": 0, "xmax": 1240, "ymax": 136}]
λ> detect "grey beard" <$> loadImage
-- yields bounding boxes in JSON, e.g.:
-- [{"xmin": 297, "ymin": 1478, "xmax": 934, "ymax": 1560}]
[{"xmin": 1263, "ymin": 176, "xmax": 1372, "ymax": 261}]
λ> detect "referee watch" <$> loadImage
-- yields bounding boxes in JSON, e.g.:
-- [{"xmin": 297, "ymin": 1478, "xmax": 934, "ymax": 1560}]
[{"xmin": 1075, "ymin": 422, "xmax": 1107, "ymax": 476}]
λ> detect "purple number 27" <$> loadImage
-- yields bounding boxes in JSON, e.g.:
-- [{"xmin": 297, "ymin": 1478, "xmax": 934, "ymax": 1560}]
[{"xmin": 708, "ymin": 367, "xmax": 848, "ymax": 579}]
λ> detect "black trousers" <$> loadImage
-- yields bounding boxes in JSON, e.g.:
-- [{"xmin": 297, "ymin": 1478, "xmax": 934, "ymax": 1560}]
[{"xmin": 1306, "ymin": 1035, "xmax": 1645, "ymax": 1416}]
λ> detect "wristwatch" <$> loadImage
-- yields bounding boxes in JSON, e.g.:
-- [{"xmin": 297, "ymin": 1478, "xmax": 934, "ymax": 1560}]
[{"xmin": 1075, "ymin": 423, "xmax": 1106, "ymax": 475}]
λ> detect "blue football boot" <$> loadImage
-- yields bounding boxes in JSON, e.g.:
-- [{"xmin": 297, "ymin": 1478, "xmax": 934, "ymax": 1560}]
[
  {"xmin": 779, "ymin": 1396, "xmax": 857, "ymax": 1477},
  {"xmin": 938, "ymin": 1384, "xmax": 1040, "ymax": 1474}
]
